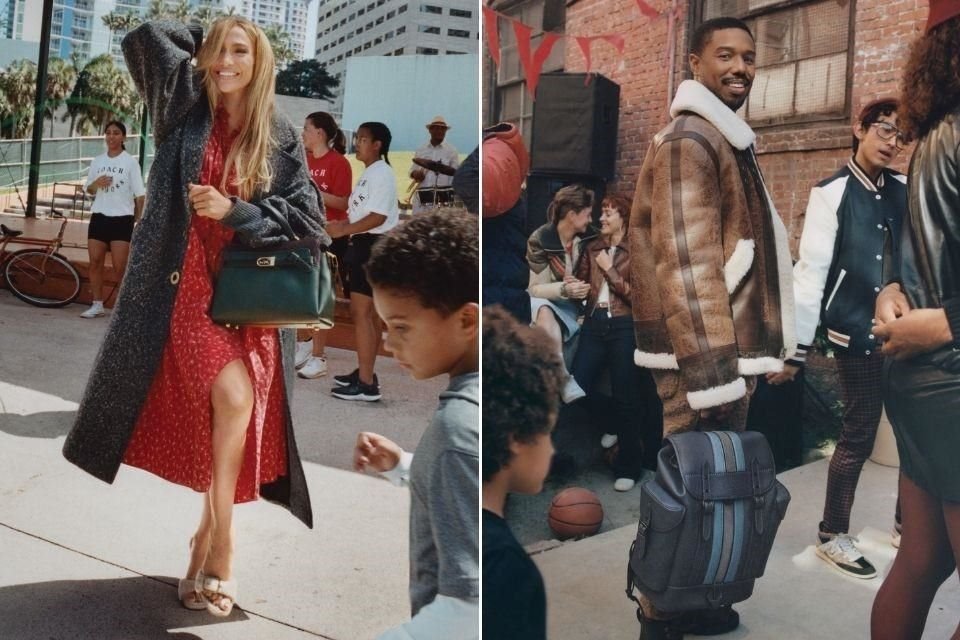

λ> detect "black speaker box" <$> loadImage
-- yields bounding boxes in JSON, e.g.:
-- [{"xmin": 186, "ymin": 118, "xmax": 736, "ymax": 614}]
[
  {"xmin": 525, "ymin": 173, "xmax": 606, "ymax": 236},
  {"xmin": 531, "ymin": 73, "xmax": 620, "ymax": 181}
]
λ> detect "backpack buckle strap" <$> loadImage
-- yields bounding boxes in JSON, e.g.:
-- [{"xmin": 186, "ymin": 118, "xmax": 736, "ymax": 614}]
[{"xmin": 702, "ymin": 500, "xmax": 714, "ymax": 541}]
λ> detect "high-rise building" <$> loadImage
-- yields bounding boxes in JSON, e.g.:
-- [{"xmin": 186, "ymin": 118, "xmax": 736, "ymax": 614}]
[
  {"xmin": 314, "ymin": 0, "xmax": 477, "ymax": 110},
  {"xmin": 13, "ymin": 0, "xmax": 309, "ymax": 67},
  {"xmin": 243, "ymin": 0, "xmax": 310, "ymax": 58}
]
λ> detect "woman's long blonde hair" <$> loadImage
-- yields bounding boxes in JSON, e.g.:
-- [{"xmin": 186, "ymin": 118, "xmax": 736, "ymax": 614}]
[{"xmin": 195, "ymin": 16, "xmax": 276, "ymax": 200}]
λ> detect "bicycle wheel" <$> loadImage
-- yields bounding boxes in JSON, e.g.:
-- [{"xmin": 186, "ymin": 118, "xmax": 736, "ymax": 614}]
[{"xmin": 4, "ymin": 249, "xmax": 81, "ymax": 308}]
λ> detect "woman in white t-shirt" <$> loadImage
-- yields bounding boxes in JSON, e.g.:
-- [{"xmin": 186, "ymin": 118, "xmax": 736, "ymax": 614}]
[
  {"xmin": 327, "ymin": 121, "xmax": 399, "ymax": 401},
  {"xmin": 80, "ymin": 120, "xmax": 146, "ymax": 318}
]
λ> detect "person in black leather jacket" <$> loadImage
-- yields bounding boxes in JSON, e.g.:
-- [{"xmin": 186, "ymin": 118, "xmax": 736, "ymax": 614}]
[{"xmin": 871, "ymin": 5, "xmax": 960, "ymax": 638}]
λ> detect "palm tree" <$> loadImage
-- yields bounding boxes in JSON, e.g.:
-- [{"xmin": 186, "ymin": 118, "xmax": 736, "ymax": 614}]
[
  {"xmin": 261, "ymin": 24, "xmax": 297, "ymax": 68},
  {"xmin": 0, "ymin": 60, "xmax": 38, "ymax": 137},
  {"xmin": 44, "ymin": 57, "xmax": 77, "ymax": 136},
  {"xmin": 0, "ymin": 87, "xmax": 13, "ymax": 138},
  {"xmin": 66, "ymin": 55, "xmax": 141, "ymax": 136},
  {"xmin": 102, "ymin": 10, "xmax": 142, "ymax": 36},
  {"xmin": 146, "ymin": 0, "xmax": 174, "ymax": 20},
  {"xmin": 172, "ymin": 0, "xmax": 191, "ymax": 22},
  {"xmin": 193, "ymin": 5, "xmax": 218, "ymax": 30}
]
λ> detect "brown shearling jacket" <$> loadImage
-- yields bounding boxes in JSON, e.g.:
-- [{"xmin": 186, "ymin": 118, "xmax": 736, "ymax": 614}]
[{"xmin": 629, "ymin": 80, "xmax": 796, "ymax": 410}]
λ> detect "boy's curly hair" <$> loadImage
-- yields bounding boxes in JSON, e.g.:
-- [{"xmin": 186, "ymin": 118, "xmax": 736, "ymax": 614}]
[
  {"xmin": 482, "ymin": 306, "xmax": 565, "ymax": 482},
  {"xmin": 365, "ymin": 209, "xmax": 478, "ymax": 315}
]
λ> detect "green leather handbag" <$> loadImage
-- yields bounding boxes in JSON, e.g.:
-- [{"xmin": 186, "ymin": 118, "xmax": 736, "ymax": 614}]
[{"xmin": 210, "ymin": 203, "xmax": 335, "ymax": 329}]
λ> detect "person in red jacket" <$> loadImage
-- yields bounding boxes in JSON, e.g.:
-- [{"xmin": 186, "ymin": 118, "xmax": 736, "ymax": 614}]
[{"xmin": 294, "ymin": 111, "xmax": 353, "ymax": 379}]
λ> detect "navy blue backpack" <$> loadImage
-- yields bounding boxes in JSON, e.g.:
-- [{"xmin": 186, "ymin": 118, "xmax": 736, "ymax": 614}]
[{"xmin": 626, "ymin": 430, "xmax": 791, "ymax": 613}]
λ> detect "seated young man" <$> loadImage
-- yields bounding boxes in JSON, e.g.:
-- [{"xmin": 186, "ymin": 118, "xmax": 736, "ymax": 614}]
[
  {"xmin": 351, "ymin": 210, "xmax": 479, "ymax": 639},
  {"xmin": 482, "ymin": 305, "xmax": 566, "ymax": 640}
]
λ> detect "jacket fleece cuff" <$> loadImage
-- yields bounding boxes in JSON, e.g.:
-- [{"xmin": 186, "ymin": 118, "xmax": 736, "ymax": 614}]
[
  {"xmin": 687, "ymin": 376, "xmax": 747, "ymax": 411},
  {"xmin": 634, "ymin": 349, "xmax": 679, "ymax": 370},
  {"xmin": 943, "ymin": 297, "xmax": 960, "ymax": 347}
]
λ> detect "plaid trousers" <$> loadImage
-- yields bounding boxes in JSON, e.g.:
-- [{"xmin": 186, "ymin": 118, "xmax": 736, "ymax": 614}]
[{"xmin": 821, "ymin": 350, "xmax": 885, "ymax": 534}]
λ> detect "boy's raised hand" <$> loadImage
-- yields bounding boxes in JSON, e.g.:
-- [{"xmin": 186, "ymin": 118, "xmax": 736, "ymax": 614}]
[{"xmin": 353, "ymin": 431, "xmax": 402, "ymax": 473}]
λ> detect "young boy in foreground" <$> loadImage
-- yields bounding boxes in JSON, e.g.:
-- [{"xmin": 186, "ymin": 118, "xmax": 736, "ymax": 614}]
[
  {"xmin": 482, "ymin": 306, "xmax": 566, "ymax": 640},
  {"xmin": 352, "ymin": 210, "xmax": 479, "ymax": 639}
]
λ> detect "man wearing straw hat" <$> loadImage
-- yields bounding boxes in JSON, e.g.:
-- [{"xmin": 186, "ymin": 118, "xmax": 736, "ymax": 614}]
[{"xmin": 410, "ymin": 115, "xmax": 460, "ymax": 215}]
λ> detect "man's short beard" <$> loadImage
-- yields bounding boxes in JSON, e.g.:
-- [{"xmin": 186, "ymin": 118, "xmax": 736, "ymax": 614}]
[{"xmin": 723, "ymin": 94, "xmax": 749, "ymax": 112}]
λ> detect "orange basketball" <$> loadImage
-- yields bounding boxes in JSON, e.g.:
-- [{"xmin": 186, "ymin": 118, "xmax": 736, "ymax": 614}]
[{"xmin": 548, "ymin": 487, "xmax": 604, "ymax": 539}]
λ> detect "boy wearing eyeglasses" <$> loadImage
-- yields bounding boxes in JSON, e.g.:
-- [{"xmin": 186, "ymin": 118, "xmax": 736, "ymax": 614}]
[{"xmin": 774, "ymin": 97, "xmax": 907, "ymax": 580}]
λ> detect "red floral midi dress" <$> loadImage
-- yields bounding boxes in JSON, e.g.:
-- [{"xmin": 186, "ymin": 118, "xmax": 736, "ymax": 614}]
[{"xmin": 124, "ymin": 108, "xmax": 288, "ymax": 503}]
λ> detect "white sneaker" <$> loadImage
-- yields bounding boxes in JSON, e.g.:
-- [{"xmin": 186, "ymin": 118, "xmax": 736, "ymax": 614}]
[
  {"xmin": 294, "ymin": 339, "xmax": 313, "ymax": 369},
  {"xmin": 601, "ymin": 433, "xmax": 619, "ymax": 449},
  {"xmin": 614, "ymin": 477, "xmax": 636, "ymax": 492},
  {"xmin": 80, "ymin": 301, "xmax": 104, "ymax": 318},
  {"xmin": 561, "ymin": 376, "xmax": 586, "ymax": 404},
  {"xmin": 297, "ymin": 356, "xmax": 328, "ymax": 379},
  {"xmin": 815, "ymin": 533, "xmax": 877, "ymax": 579}
]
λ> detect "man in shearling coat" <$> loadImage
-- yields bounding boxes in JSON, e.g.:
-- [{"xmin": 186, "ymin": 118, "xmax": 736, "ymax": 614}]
[{"xmin": 628, "ymin": 17, "xmax": 796, "ymax": 639}]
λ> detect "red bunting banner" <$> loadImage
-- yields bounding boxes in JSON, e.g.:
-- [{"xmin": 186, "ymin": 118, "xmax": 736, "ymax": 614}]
[
  {"xmin": 575, "ymin": 36, "xmax": 593, "ymax": 78},
  {"xmin": 483, "ymin": 1, "xmax": 675, "ymax": 99},
  {"xmin": 482, "ymin": 6, "xmax": 501, "ymax": 67},
  {"xmin": 635, "ymin": 0, "xmax": 659, "ymax": 19}
]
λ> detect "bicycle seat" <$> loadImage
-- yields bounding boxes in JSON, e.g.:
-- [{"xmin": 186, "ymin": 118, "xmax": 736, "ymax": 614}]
[{"xmin": 1, "ymin": 223, "xmax": 23, "ymax": 237}]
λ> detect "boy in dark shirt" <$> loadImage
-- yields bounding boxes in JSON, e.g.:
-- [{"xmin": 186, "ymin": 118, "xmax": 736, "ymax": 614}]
[
  {"xmin": 482, "ymin": 306, "xmax": 566, "ymax": 640},
  {"xmin": 352, "ymin": 210, "xmax": 479, "ymax": 639}
]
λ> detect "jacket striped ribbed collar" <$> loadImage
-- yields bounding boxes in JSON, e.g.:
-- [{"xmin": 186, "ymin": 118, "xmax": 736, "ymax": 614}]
[{"xmin": 847, "ymin": 157, "xmax": 885, "ymax": 192}]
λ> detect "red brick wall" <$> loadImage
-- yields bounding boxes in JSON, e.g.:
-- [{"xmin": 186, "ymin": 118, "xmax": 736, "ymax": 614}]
[{"xmin": 563, "ymin": 0, "xmax": 927, "ymax": 255}]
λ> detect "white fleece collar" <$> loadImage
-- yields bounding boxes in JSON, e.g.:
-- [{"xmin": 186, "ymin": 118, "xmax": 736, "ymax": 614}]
[{"xmin": 669, "ymin": 80, "xmax": 755, "ymax": 150}]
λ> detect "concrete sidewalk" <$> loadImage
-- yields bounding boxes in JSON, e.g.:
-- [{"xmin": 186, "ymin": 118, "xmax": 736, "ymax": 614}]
[
  {"xmin": 0, "ymin": 290, "xmax": 444, "ymax": 640},
  {"xmin": 529, "ymin": 459, "xmax": 960, "ymax": 639}
]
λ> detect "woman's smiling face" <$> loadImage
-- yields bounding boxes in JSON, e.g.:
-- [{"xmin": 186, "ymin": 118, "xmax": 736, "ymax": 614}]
[{"xmin": 211, "ymin": 26, "xmax": 255, "ymax": 98}]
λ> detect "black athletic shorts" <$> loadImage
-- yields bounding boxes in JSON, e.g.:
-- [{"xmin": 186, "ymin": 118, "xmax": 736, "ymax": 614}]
[
  {"xmin": 88, "ymin": 213, "xmax": 134, "ymax": 244},
  {"xmin": 345, "ymin": 232, "xmax": 381, "ymax": 297}
]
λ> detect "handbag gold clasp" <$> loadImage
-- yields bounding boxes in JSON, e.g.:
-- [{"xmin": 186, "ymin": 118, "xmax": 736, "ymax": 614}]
[{"xmin": 256, "ymin": 256, "xmax": 276, "ymax": 267}]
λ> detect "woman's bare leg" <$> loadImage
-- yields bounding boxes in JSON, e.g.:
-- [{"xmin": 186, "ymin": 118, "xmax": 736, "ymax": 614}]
[
  {"xmin": 109, "ymin": 240, "xmax": 130, "ymax": 280},
  {"xmin": 351, "ymin": 292, "xmax": 380, "ymax": 385},
  {"xmin": 181, "ymin": 497, "xmax": 213, "ymax": 606},
  {"xmin": 940, "ymin": 500, "xmax": 960, "ymax": 639},
  {"xmin": 312, "ymin": 328, "xmax": 328, "ymax": 357},
  {"xmin": 871, "ymin": 474, "xmax": 954, "ymax": 639},
  {"xmin": 201, "ymin": 358, "xmax": 253, "ymax": 612},
  {"xmin": 534, "ymin": 305, "xmax": 564, "ymax": 361},
  {"xmin": 87, "ymin": 239, "xmax": 107, "ymax": 301}
]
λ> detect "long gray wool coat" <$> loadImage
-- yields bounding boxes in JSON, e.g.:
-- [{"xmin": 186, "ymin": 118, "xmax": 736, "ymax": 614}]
[{"xmin": 62, "ymin": 20, "xmax": 329, "ymax": 528}]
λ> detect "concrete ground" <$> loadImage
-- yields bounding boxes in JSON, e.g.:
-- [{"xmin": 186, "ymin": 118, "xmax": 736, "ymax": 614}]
[
  {"xmin": 519, "ymin": 449, "xmax": 960, "ymax": 639},
  {"xmin": 0, "ymin": 289, "xmax": 444, "ymax": 640}
]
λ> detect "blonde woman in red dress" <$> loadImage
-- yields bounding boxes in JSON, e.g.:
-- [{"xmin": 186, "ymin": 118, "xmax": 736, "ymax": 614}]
[{"xmin": 63, "ymin": 17, "xmax": 326, "ymax": 618}]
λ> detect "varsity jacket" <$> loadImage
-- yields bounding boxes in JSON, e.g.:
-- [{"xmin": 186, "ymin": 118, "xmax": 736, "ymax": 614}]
[
  {"xmin": 629, "ymin": 80, "xmax": 796, "ymax": 410},
  {"xmin": 791, "ymin": 159, "xmax": 906, "ymax": 362}
]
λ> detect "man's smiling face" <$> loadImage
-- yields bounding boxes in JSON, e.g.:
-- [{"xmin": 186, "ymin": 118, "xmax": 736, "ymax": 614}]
[{"xmin": 689, "ymin": 27, "xmax": 756, "ymax": 111}]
